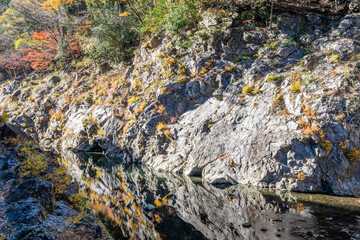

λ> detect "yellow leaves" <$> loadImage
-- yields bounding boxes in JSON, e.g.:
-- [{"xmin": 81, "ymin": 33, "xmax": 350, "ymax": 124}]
[
  {"xmin": 214, "ymin": 9, "xmax": 228, "ymax": 15},
  {"xmin": 42, "ymin": 0, "xmax": 84, "ymax": 11},
  {"xmin": 298, "ymin": 118, "xmax": 306, "ymax": 128},
  {"xmin": 335, "ymin": 113, "xmax": 345, "ymax": 121},
  {"xmin": 290, "ymin": 80, "xmax": 301, "ymax": 93},
  {"xmin": 96, "ymin": 170, "xmax": 102, "ymax": 178},
  {"xmin": 347, "ymin": 148, "xmax": 360, "ymax": 161},
  {"xmin": 156, "ymin": 122, "xmax": 165, "ymax": 132},
  {"xmin": 97, "ymin": 129, "xmax": 104, "ymax": 136},
  {"xmin": 134, "ymin": 101, "xmax": 147, "ymax": 115},
  {"xmin": 128, "ymin": 96, "xmax": 141, "ymax": 104},
  {"xmin": 160, "ymin": 87, "xmax": 167, "ymax": 94},
  {"xmin": 297, "ymin": 171, "xmax": 306, "ymax": 181},
  {"xmin": 18, "ymin": 143, "xmax": 49, "ymax": 178},
  {"xmin": 320, "ymin": 139, "xmax": 332, "ymax": 152},
  {"xmin": 154, "ymin": 199, "xmax": 162, "ymax": 207},
  {"xmin": 339, "ymin": 140, "xmax": 349, "ymax": 151},
  {"xmin": 162, "ymin": 194, "xmax": 171, "ymax": 204},
  {"xmin": 155, "ymin": 104, "xmax": 165, "ymax": 114},
  {"xmin": 167, "ymin": 58, "xmax": 176, "ymax": 66},
  {"xmin": 164, "ymin": 129, "xmax": 171, "ymax": 138},
  {"xmin": 296, "ymin": 203, "xmax": 304, "ymax": 212},
  {"xmin": 242, "ymin": 83, "xmax": 254, "ymax": 95},
  {"xmin": 303, "ymin": 104, "xmax": 316, "ymax": 120},
  {"xmin": 228, "ymin": 158, "xmax": 234, "ymax": 167},
  {"xmin": 303, "ymin": 122, "xmax": 319, "ymax": 136},
  {"xmin": 154, "ymin": 214, "xmax": 161, "ymax": 224},
  {"xmin": 242, "ymin": 83, "xmax": 260, "ymax": 95},
  {"xmin": 299, "ymin": 105, "xmax": 320, "ymax": 136},
  {"xmin": 225, "ymin": 64, "xmax": 237, "ymax": 72},
  {"xmin": 125, "ymin": 207, "xmax": 132, "ymax": 215},
  {"xmin": 121, "ymin": 181, "xmax": 126, "ymax": 190},
  {"xmin": 0, "ymin": 110, "xmax": 9, "ymax": 124},
  {"xmin": 119, "ymin": 11, "xmax": 131, "ymax": 17}
]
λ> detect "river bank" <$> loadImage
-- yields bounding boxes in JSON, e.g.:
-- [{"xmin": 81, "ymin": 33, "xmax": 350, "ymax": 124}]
[{"xmin": 0, "ymin": 123, "xmax": 111, "ymax": 239}]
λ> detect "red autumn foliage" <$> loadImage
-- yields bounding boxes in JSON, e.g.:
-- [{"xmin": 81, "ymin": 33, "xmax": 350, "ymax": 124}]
[
  {"xmin": 0, "ymin": 50, "xmax": 29, "ymax": 79},
  {"xmin": 68, "ymin": 36, "xmax": 82, "ymax": 59},
  {"xmin": 21, "ymin": 31, "xmax": 58, "ymax": 71},
  {"xmin": 0, "ymin": 31, "xmax": 83, "ymax": 76}
]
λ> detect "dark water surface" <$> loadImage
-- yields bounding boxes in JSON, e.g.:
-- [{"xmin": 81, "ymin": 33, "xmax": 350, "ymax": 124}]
[{"xmin": 62, "ymin": 151, "xmax": 360, "ymax": 240}]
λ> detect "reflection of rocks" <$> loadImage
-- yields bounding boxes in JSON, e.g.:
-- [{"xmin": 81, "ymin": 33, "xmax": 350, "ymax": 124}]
[
  {"xmin": 63, "ymin": 151, "xmax": 360, "ymax": 240},
  {"xmin": 0, "ymin": 125, "xmax": 108, "ymax": 240}
]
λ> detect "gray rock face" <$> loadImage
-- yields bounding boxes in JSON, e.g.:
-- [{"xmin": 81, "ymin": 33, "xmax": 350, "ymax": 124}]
[
  {"xmin": 350, "ymin": 0, "xmax": 360, "ymax": 12},
  {"xmin": 5, "ymin": 178, "xmax": 54, "ymax": 209},
  {"xmin": 2, "ymin": 12, "xmax": 360, "ymax": 197},
  {"xmin": 0, "ymin": 128, "xmax": 108, "ymax": 239},
  {"xmin": 277, "ymin": 13, "xmax": 304, "ymax": 38}
]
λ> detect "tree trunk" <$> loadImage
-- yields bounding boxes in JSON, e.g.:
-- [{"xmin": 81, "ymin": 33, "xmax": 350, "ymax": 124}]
[{"xmin": 270, "ymin": 0, "xmax": 274, "ymax": 29}]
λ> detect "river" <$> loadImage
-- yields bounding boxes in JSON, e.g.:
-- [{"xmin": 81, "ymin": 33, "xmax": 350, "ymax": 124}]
[{"xmin": 61, "ymin": 151, "xmax": 360, "ymax": 240}]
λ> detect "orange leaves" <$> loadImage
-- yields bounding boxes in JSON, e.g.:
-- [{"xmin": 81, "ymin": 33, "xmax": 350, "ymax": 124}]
[
  {"xmin": 297, "ymin": 171, "xmax": 306, "ymax": 181},
  {"xmin": 299, "ymin": 104, "xmax": 319, "ymax": 136},
  {"xmin": 214, "ymin": 10, "xmax": 228, "ymax": 15},
  {"xmin": 154, "ymin": 199, "xmax": 162, "ymax": 207},
  {"xmin": 298, "ymin": 104, "xmax": 334, "ymax": 152},
  {"xmin": 302, "ymin": 104, "xmax": 316, "ymax": 120},
  {"xmin": 339, "ymin": 140, "xmax": 349, "ymax": 151},
  {"xmin": 32, "ymin": 31, "xmax": 52, "ymax": 42},
  {"xmin": 22, "ymin": 31, "xmax": 82, "ymax": 71},
  {"xmin": 21, "ymin": 31, "xmax": 57, "ymax": 71},
  {"xmin": 302, "ymin": 122, "xmax": 319, "ymax": 136}
]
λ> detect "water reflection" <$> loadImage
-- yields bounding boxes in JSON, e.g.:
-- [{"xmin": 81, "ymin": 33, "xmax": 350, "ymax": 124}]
[{"xmin": 62, "ymin": 151, "xmax": 360, "ymax": 240}]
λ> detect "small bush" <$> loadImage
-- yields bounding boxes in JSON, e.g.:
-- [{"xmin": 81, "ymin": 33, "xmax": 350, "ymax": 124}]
[
  {"xmin": 142, "ymin": 0, "xmax": 199, "ymax": 35},
  {"xmin": 18, "ymin": 144, "xmax": 48, "ymax": 178},
  {"xmin": 134, "ymin": 101, "xmax": 147, "ymax": 115},
  {"xmin": 225, "ymin": 64, "xmax": 237, "ymax": 72},
  {"xmin": 242, "ymin": 83, "xmax": 254, "ymax": 95},
  {"xmin": 329, "ymin": 50, "xmax": 340, "ymax": 63},
  {"xmin": 47, "ymin": 166, "xmax": 71, "ymax": 197},
  {"xmin": 290, "ymin": 80, "xmax": 301, "ymax": 93},
  {"xmin": 97, "ymin": 129, "xmax": 104, "ymax": 136},
  {"xmin": 156, "ymin": 122, "xmax": 165, "ymax": 131},
  {"xmin": 267, "ymin": 73, "xmax": 282, "ymax": 82},
  {"xmin": 164, "ymin": 129, "xmax": 171, "ymax": 138},
  {"xmin": 347, "ymin": 148, "xmax": 360, "ymax": 161},
  {"xmin": 167, "ymin": 58, "xmax": 176, "ymax": 66},
  {"xmin": 128, "ymin": 96, "xmax": 141, "ymax": 104},
  {"xmin": 272, "ymin": 93, "xmax": 284, "ymax": 108},
  {"xmin": 320, "ymin": 139, "xmax": 332, "ymax": 152},
  {"xmin": 177, "ymin": 76, "xmax": 188, "ymax": 83}
]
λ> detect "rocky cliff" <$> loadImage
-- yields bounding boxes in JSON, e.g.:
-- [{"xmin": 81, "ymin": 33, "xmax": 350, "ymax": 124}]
[
  {"xmin": 0, "ymin": 124, "xmax": 110, "ymax": 239},
  {"xmin": 1, "ymin": 8, "xmax": 360, "ymax": 196}
]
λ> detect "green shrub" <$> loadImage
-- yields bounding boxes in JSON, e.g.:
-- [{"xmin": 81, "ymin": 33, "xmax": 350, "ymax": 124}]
[
  {"xmin": 141, "ymin": 0, "xmax": 199, "ymax": 35},
  {"xmin": 290, "ymin": 80, "xmax": 301, "ymax": 93},
  {"xmin": 47, "ymin": 166, "xmax": 72, "ymax": 197},
  {"xmin": 267, "ymin": 73, "xmax": 283, "ymax": 82},
  {"xmin": 242, "ymin": 83, "xmax": 254, "ymax": 95},
  {"xmin": 18, "ymin": 144, "xmax": 48, "ymax": 178}
]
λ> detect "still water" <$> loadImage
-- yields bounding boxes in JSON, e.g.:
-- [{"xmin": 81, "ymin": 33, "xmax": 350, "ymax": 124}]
[{"xmin": 62, "ymin": 151, "xmax": 360, "ymax": 240}]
